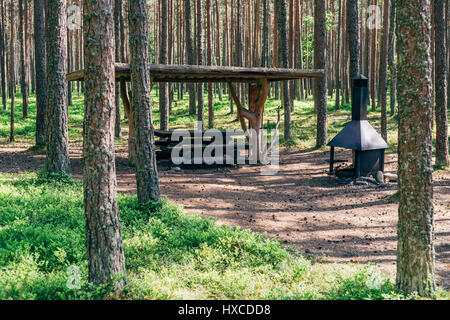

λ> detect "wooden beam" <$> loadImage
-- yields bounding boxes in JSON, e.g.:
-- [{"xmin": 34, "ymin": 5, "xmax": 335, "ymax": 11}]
[{"xmin": 67, "ymin": 63, "xmax": 326, "ymax": 83}]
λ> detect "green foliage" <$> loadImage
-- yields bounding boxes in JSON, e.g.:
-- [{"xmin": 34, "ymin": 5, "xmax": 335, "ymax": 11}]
[
  {"xmin": 0, "ymin": 81, "xmax": 448, "ymax": 301},
  {"xmin": 0, "ymin": 171, "xmax": 431, "ymax": 300}
]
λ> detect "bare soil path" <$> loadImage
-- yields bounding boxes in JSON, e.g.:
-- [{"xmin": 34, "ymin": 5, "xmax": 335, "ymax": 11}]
[{"xmin": 1, "ymin": 142, "xmax": 449, "ymax": 288}]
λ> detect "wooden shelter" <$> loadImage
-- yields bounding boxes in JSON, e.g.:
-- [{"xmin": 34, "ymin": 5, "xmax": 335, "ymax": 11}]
[
  {"xmin": 67, "ymin": 63, "xmax": 325, "ymax": 164},
  {"xmin": 67, "ymin": 63, "xmax": 324, "ymax": 131},
  {"xmin": 67, "ymin": 63, "xmax": 325, "ymax": 83}
]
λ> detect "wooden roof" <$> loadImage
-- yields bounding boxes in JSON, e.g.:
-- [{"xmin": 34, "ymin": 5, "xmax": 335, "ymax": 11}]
[{"xmin": 66, "ymin": 63, "xmax": 325, "ymax": 83}]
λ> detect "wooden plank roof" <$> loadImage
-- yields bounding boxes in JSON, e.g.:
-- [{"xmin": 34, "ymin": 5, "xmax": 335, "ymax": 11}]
[{"xmin": 66, "ymin": 63, "xmax": 325, "ymax": 83}]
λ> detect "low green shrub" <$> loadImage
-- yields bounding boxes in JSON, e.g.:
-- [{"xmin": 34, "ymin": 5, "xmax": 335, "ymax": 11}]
[{"xmin": 0, "ymin": 172, "xmax": 446, "ymax": 300}]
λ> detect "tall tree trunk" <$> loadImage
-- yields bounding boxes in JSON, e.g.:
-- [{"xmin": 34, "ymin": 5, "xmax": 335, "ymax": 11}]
[
  {"xmin": 388, "ymin": 0, "xmax": 397, "ymax": 115},
  {"xmin": 45, "ymin": 0, "xmax": 70, "ymax": 174},
  {"xmin": 273, "ymin": 2, "xmax": 279, "ymax": 99},
  {"xmin": 347, "ymin": 0, "xmax": 359, "ymax": 81},
  {"xmin": 114, "ymin": 0, "xmax": 122, "ymax": 138},
  {"xmin": 262, "ymin": 0, "xmax": 268, "ymax": 68},
  {"xmin": 206, "ymin": 0, "xmax": 214, "ymax": 128},
  {"xmin": 34, "ymin": 0, "xmax": 47, "ymax": 146},
  {"xmin": 396, "ymin": 0, "xmax": 436, "ymax": 297},
  {"xmin": 379, "ymin": 0, "xmax": 390, "ymax": 142},
  {"xmin": 67, "ymin": 30, "xmax": 73, "ymax": 107},
  {"xmin": 370, "ymin": 0, "xmax": 377, "ymax": 111},
  {"xmin": 196, "ymin": 0, "xmax": 204, "ymax": 125},
  {"xmin": 159, "ymin": 0, "xmax": 169, "ymax": 130},
  {"xmin": 335, "ymin": 0, "xmax": 342, "ymax": 109},
  {"xmin": 276, "ymin": 0, "xmax": 292, "ymax": 140},
  {"xmin": 364, "ymin": 0, "xmax": 370, "ymax": 77},
  {"xmin": 288, "ymin": 0, "xmax": 294, "ymax": 109},
  {"xmin": 185, "ymin": 0, "xmax": 196, "ymax": 115},
  {"xmin": 83, "ymin": 0, "xmax": 127, "ymax": 290},
  {"xmin": 314, "ymin": 0, "xmax": 327, "ymax": 147},
  {"xmin": 8, "ymin": 0, "xmax": 14, "ymax": 142},
  {"xmin": 129, "ymin": 0, "xmax": 161, "ymax": 204},
  {"xmin": 434, "ymin": 0, "xmax": 449, "ymax": 167},
  {"xmin": 0, "ymin": 0, "xmax": 7, "ymax": 111},
  {"xmin": 19, "ymin": 0, "xmax": 28, "ymax": 118}
]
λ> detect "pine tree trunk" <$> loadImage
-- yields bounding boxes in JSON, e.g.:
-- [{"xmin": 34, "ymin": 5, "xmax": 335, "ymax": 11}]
[
  {"xmin": 19, "ymin": 0, "xmax": 28, "ymax": 119},
  {"xmin": 388, "ymin": 0, "xmax": 397, "ymax": 115},
  {"xmin": 347, "ymin": 0, "xmax": 359, "ymax": 81},
  {"xmin": 34, "ymin": 0, "xmax": 47, "ymax": 146},
  {"xmin": 45, "ymin": 0, "xmax": 70, "ymax": 174},
  {"xmin": 196, "ymin": 0, "xmax": 204, "ymax": 125},
  {"xmin": 370, "ymin": 0, "xmax": 377, "ymax": 111},
  {"xmin": 262, "ymin": 0, "xmax": 268, "ymax": 68},
  {"xmin": 0, "ymin": 0, "xmax": 7, "ymax": 111},
  {"xmin": 335, "ymin": 0, "xmax": 342, "ymax": 109},
  {"xmin": 129, "ymin": 0, "xmax": 161, "ymax": 204},
  {"xmin": 114, "ymin": 0, "xmax": 122, "ymax": 138},
  {"xmin": 288, "ymin": 0, "xmax": 294, "ymax": 109},
  {"xmin": 67, "ymin": 30, "xmax": 73, "ymax": 107},
  {"xmin": 434, "ymin": 0, "xmax": 449, "ymax": 167},
  {"xmin": 206, "ymin": 0, "xmax": 214, "ymax": 128},
  {"xmin": 314, "ymin": 0, "xmax": 327, "ymax": 146},
  {"xmin": 185, "ymin": 0, "xmax": 196, "ymax": 115},
  {"xmin": 396, "ymin": 0, "xmax": 436, "ymax": 297},
  {"xmin": 276, "ymin": 0, "xmax": 292, "ymax": 141},
  {"xmin": 159, "ymin": 0, "xmax": 170, "ymax": 130},
  {"xmin": 83, "ymin": 0, "xmax": 127, "ymax": 290},
  {"xmin": 379, "ymin": 0, "xmax": 390, "ymax": 142},
  {"xmin": 8, "ymin": 0, "xmax": 14, "ymax": 142}
]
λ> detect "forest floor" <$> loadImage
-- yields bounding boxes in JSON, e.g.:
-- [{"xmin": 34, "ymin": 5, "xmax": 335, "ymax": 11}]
[
  {"xmin": 1, "ymin": 141, "xmax": 449, "ymax": 289},
  {"xmin": 0, "ymin": 91, "xmax": 449, "ymax": 290}
]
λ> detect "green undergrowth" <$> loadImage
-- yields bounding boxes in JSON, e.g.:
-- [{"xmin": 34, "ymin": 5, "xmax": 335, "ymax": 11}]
[
  {"xmin": 1, "ymin": 171, "xmax": 449, "ymax": 300},
  {"xmin": 2, "ymin": 86, "xmax": 448, "ymax": 159}
]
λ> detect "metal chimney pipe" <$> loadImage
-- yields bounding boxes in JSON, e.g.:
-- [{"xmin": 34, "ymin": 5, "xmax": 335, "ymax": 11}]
[{"xmin": 351, "ymin": 75, "xmax": 369, "ymax": 121}]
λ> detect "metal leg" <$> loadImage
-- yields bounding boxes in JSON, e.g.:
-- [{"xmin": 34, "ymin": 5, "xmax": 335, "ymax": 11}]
[
  {"xmin": 355, "ymin": 151, "xmax": 361, "ymax": 178},
  {"xmin": 329, "ymin": 147, "xmax": 335, "ymax": 174}
]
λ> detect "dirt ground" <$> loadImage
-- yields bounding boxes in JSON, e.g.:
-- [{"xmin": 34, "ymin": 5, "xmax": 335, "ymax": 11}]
[{"xmin": 1, "ymin": 141, "xmax": 449, "ymax": 288}]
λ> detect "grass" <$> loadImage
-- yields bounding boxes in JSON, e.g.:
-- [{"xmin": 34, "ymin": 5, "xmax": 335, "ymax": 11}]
[
  {"xmin": 0, "ymin": 88, "xmax": 448, "ymax": 300},
  {"xmin": 0, "ymin": 86, "xmax": 406, "ymax": 155},
  {"xmin": 0, "ymin": 171, "xmax": 422, "ymax": 300}
]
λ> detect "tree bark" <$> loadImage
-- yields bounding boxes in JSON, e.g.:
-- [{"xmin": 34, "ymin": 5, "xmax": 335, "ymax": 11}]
[
  {"xmin": 196, "ymin": 0, "xmax": 204, "ymax": 125},
  {"xmin": 19, "ymin": 0, "xmax": 28, "ymax": 119},
  {"xmin": 434, "ymin": 0, "xmax": 449, "ymax": 167},
  {"xmin": 45, "ymin": 0, "xmax": 70, "ymax": 174},
  {"xmin": 388, "ymin": 0, "xmax": 397, "ymax": 115},
  {"xmin": 314, "ymin": 0, "xmax": 328, "ymax": 147},
  {"xmin": 159, "ymin": 0, "xmax": 170, "ymax": 130},
  {"xmin": 8, "ymin": 0, "xmax": 14, "ymax": 142},
  {"xmin": 206, "ymin": 0, "xmax": 214, "ymax": 128},
  {"xmin": 129, "ymin": 0, "xmax": 161, "ymax": 204},
  {"xmin": 379, "ymin": 0, "xmax": 390, "ymax": 142},
  {"xmin": 67, "ymin": 30, "xmax": 73, "ymax": 107},
  {"xmin": 370, "ymin": 0, "xmax": 377, "ymax": 111},
  {"xmin": 347, "ymin": 0, "xmax": 359, "ymax": 81},
  {"xmin": 185, "ymin": 0, "xmax": 196, "ymax": 115},
  {"xmin": 335, "ymin": 0, "xmax": 342, "ymax": 109},
  {"xmin": 276, "ymin": 0, "xmax": 292, "ymax": 141},
  {"xmin": 114, "ymin": 0, "xmax": 122, "ymax": 138},
  {"xmin": 396, "ymin": 0, "xmax": 436, "ymax": 297},
  {"xmin": 0, "ymin": 0, "xmax": 6, "ymax": 111},
  {"xmin": 83, "ymin": 0, "xmax": 127, "ymax": 290},
  {"xmin": 34, "ymin": 0, "xmax": 47, "ymax": 146}
]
